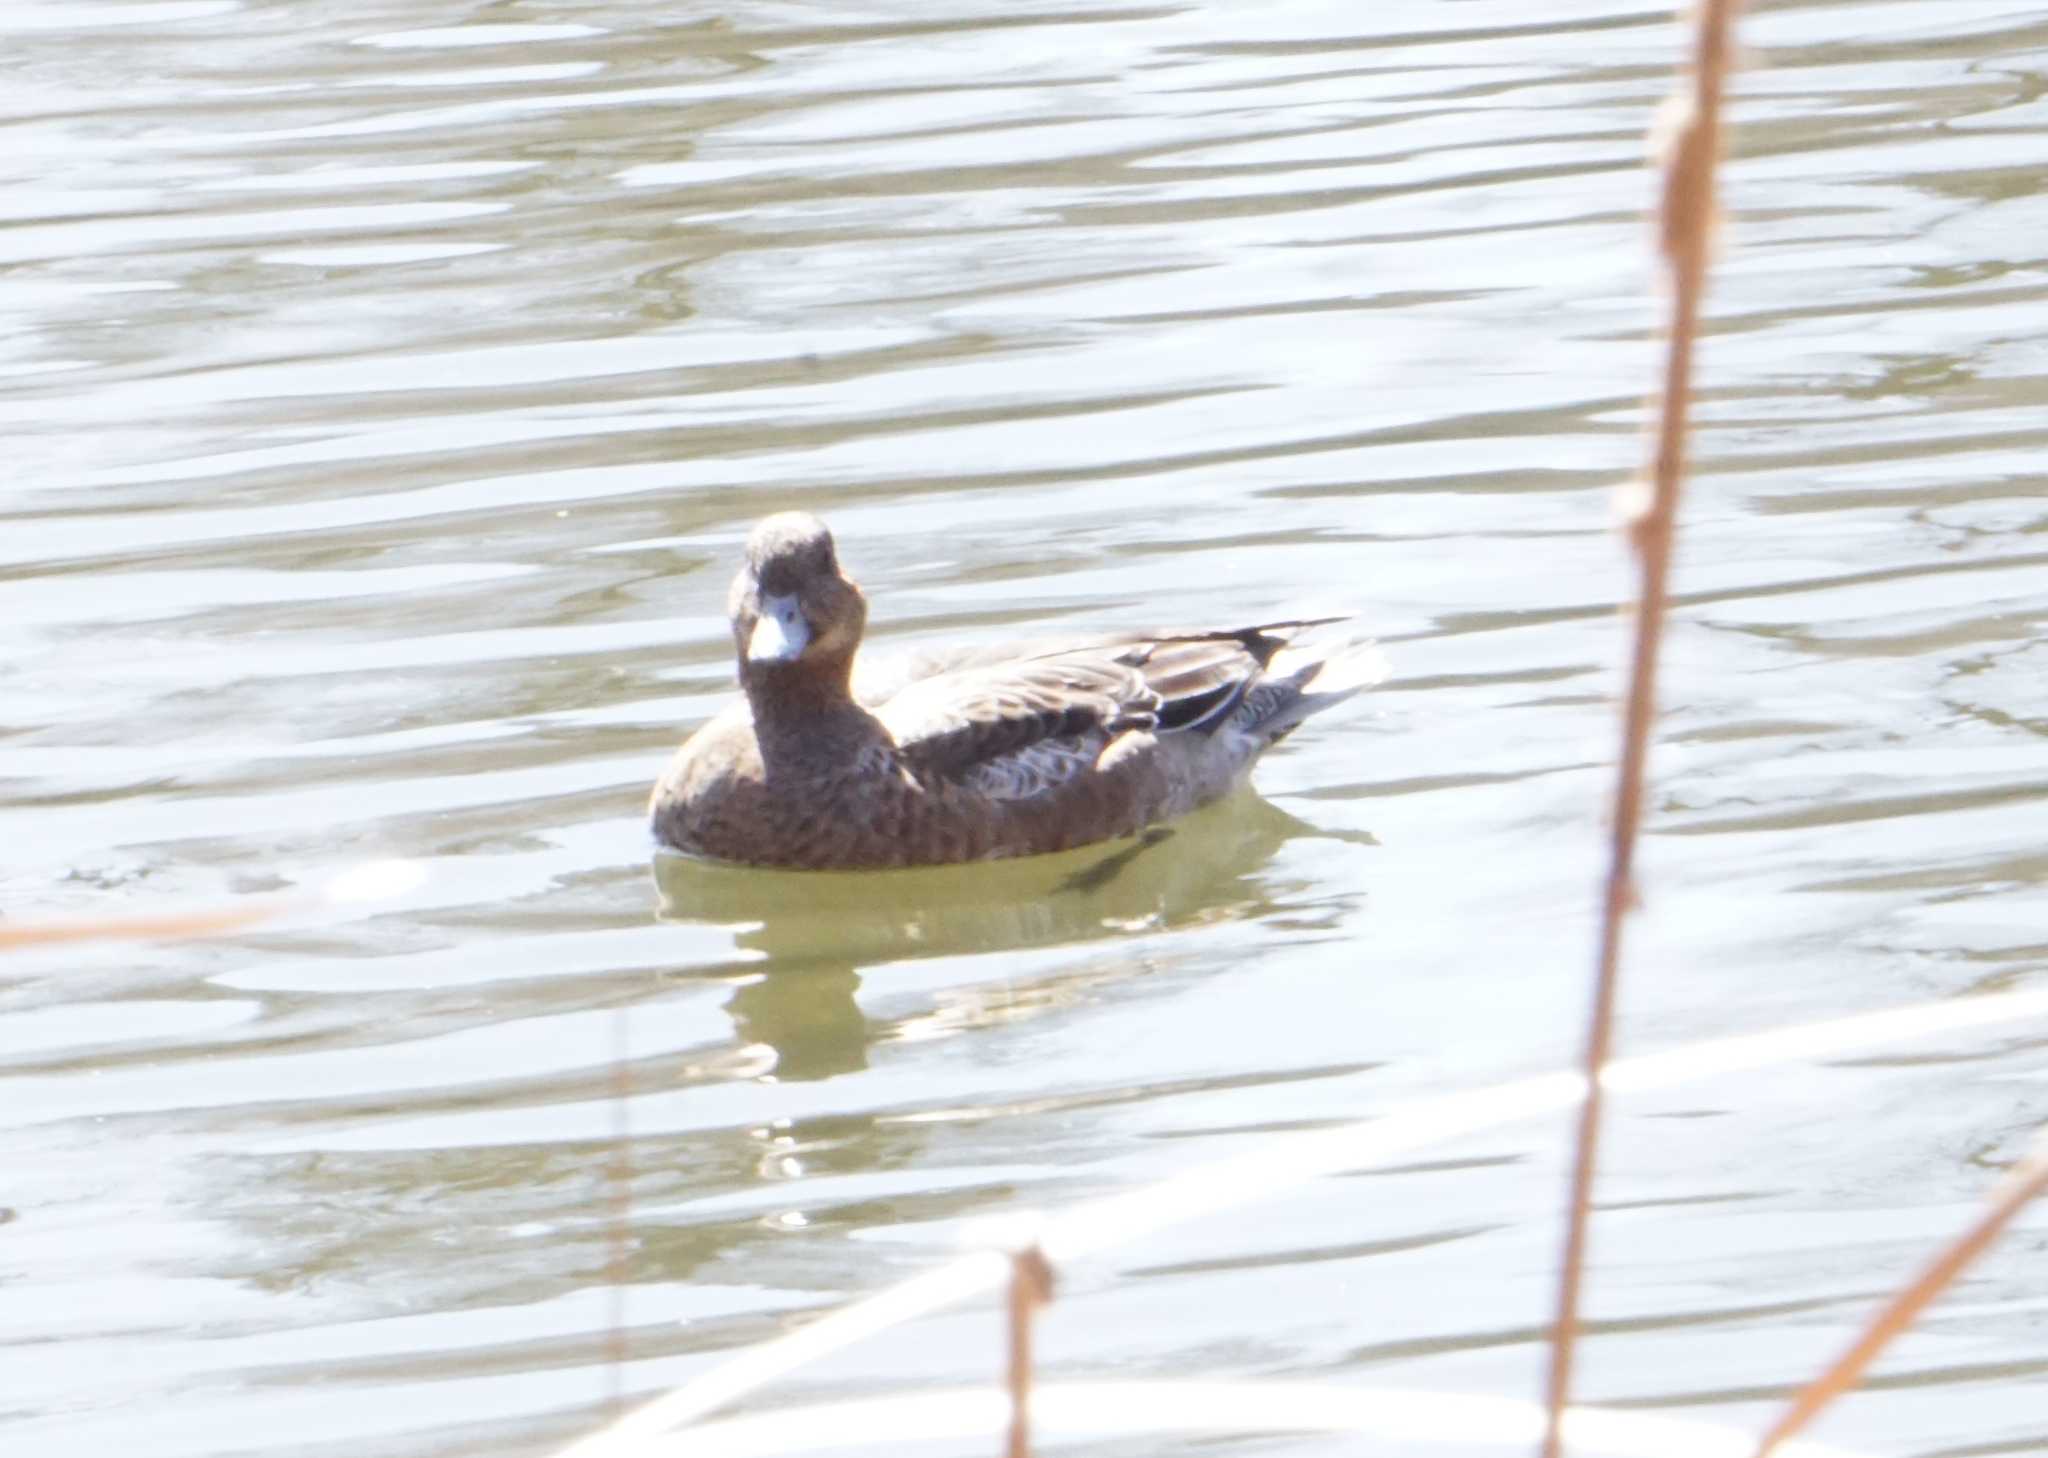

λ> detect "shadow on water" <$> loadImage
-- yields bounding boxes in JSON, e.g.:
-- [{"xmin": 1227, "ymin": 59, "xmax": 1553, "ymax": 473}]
[{"xmin": 650, "ymin": 791, "xmax": 1377, "ymax": 1081}]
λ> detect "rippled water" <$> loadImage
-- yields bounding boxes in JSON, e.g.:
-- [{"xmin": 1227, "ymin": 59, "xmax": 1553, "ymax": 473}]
[{"xmin": 6, "ymin": 1, "xmax": 2048, "ymax": 1455}]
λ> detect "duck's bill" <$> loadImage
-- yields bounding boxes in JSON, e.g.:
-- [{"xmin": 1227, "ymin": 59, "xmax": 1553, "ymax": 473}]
[{"xmin": 748, "ymin": 592, "xmax": 811, "ymax": 663}]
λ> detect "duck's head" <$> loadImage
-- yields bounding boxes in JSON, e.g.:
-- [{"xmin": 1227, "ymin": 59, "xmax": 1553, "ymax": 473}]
[{"xmin": 729, "ymin": 512, "xmax": 867, "ymax": 687}]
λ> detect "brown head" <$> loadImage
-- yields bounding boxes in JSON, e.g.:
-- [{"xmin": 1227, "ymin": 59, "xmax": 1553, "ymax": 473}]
[{"xmin": 728, "ymin": 512, "xmax": 868, "ymax": 699}]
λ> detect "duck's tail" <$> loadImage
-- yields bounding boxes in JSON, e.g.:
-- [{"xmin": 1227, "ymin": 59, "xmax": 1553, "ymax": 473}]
[{"xmin": 1240, "ymin": 629, "xmax": 1389, "ymax": 743}]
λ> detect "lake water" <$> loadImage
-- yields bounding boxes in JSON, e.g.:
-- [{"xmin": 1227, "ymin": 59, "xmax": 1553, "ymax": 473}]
[{"xmin": 6, "ymin": 1, "xmax": 2048, "ymax": 1455}]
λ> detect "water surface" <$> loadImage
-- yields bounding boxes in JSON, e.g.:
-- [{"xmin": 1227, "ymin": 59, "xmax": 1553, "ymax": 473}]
[{"xmin": 5, "ymin": 2, "xmax": 2048, "ymax": 1455}]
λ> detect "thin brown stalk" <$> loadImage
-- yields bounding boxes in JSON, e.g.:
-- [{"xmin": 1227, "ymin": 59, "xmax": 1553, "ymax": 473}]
[
  {"xmin": 1752, "ymin": 1135, "xmax": 2048, "ymax": 1458},
  {"xmin": 1542, "ymin": 5, "xmax": 1744, "ymax": 1457},
  {"xmin": 1004, "ymin": 1244, "xmax": 1055, "ymax": 1458},
  {"xmin": 606, "ymin": 1006, "xmax": 633, "ymax": 1418},
  {"xmin": 0, "ymin": 899, "xmax": 285, "ymax": 951}
]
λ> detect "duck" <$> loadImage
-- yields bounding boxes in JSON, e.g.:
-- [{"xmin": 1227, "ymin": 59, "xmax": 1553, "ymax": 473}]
[{"xmin": 649, "ymin": 512, "xmax": 1386, "ymax": 870}]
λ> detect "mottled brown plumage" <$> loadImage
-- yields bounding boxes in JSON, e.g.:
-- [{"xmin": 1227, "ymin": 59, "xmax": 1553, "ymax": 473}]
[{"xmin": 649, "ymin": 512, "xmax": 1386, "ymax": 869}]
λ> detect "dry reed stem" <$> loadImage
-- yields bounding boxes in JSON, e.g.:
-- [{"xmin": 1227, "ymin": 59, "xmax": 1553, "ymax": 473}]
[
  {"xmin": 1751, "ymin": 1135, "xmax": 2048, "ymax": 1458},
  {"xmin": 1542, "ymin": 4, "xmax": 1743, "ymax": 1457},
  {"xmin": 1005, "ymin": 1245, "xmax": 1055, "ymax": 1458},
  {"xmin": 0, "ymin": 899, "xmax": 285, "ymax": 951},
  {"xmin": 0, "ymin": 863, "xmax": 421, "ymax": 955},
  {"xmin": 606, "ymin": 1008, "xmax": 633, "ymax": 1418},
  {"xmin": 552, "ymin": 986, "xmax": 2048, "ymax": 1458}
]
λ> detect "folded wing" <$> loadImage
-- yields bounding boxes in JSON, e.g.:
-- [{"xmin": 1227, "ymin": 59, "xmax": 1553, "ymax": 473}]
[{"xmin": 876, "ymin": 621, "xmax": 1339, "ymax": 799}]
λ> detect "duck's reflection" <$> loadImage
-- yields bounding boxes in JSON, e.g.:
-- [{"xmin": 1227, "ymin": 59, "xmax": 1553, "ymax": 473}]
[
  {"xmin": 724, "ymin": 965, "xmax": 867, "ymax": 1081},
  {"xmin": 653, "ymin": 792, "xmax": 1374, "ymax": 1081}
]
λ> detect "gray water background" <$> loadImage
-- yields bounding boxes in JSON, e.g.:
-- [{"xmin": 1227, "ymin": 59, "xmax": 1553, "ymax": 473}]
[{"xmin": 5, "ymin": 2, "xmax": 2048, "ymax": 1455}]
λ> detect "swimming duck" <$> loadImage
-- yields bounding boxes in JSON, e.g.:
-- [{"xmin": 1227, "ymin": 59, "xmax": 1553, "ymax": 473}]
[{"xmin": 649, "ymin": 512, "xmax": 1385, "ymax": 869}]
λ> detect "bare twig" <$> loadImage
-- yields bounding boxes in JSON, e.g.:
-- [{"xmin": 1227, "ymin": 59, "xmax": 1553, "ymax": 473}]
[
  {"xmin": 606, "ymin": 1007, "xmax": 633, "ymax": 1418},
  {"xmin": 1752, "ymin": 1134, "xmax": 2048, "ymax": 1458},
  {"xmin": 547, "ymin": 983, "xmax": 2048, "ymax": 1458},
  {"xmin": 0, "ymin": 862, "xmax": 423, "ymax": 956},
  {"xmin": 1542, "ymin": 5, "xmax": 1744, "ymax": 1456},
  {"xmin": 0, "ymin": 899, "xmax": 284, "ymax": 951},
  {"xmin": 1005, "ymin": 1244, "xmax": 1055, "ymax": 1458}
]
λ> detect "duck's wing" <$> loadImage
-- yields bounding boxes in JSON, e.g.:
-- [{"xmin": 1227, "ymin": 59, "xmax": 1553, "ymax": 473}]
[
  {"xmin": 876, "ymin": 649, "xmax": 1156, "ymax": 790},
  {"xmin": 876, "ymin": 622, "xmax": 1340, "ymax": 791},
  {"xmin": 852, "ymin": 638, "xmax": 1069, "ymax": 707}
]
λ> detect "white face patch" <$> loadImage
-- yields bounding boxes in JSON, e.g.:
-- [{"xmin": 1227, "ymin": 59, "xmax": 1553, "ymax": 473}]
[{"xmin": 747, "ymin": 591, "xmax": 811, "ymax": 664}]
